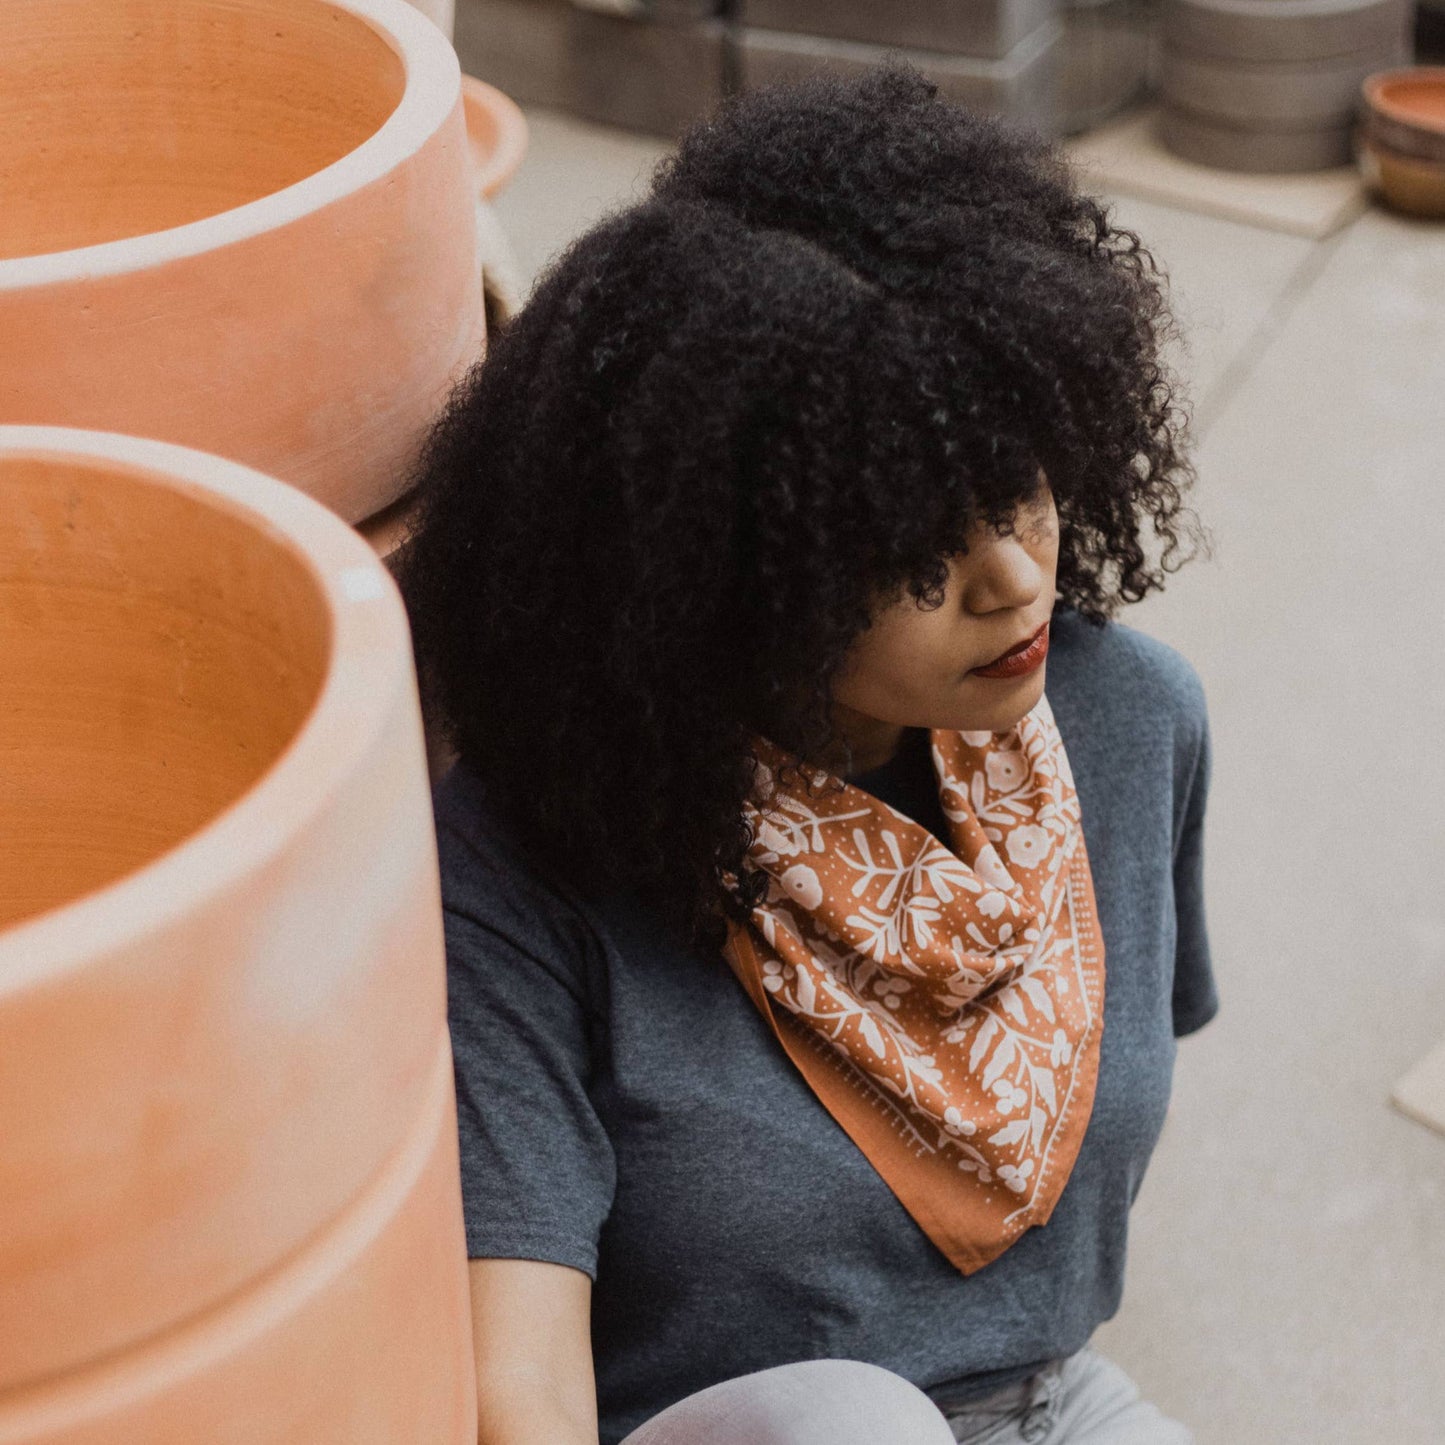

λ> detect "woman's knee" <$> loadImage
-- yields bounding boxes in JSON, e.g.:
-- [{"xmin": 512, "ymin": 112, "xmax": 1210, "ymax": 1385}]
[{"xmin": 621, "ymin": 1358, "xmax": 956, "ymax": 1445}]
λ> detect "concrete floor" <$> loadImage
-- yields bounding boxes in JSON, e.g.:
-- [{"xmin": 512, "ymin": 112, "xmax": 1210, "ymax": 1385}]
[{"xmin": 491, "ymin": 109, "xmax": 1445, "ymax": 1444}]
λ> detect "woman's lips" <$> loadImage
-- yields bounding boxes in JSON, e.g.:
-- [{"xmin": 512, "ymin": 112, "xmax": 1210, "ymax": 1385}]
[{"xmin": 970, "ymin": 623, "xmax": 1049, "ymax": 679}]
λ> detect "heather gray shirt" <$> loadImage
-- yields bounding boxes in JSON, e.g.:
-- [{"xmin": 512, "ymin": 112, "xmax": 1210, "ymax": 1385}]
[{"xmin": 436, "ymin": 605, "xmax": 1218, "ymax": 1443}]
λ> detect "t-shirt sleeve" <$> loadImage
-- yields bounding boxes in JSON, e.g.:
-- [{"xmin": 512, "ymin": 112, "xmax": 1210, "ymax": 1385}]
[
  {"xmin": 1170, "ymin": 684, "xmax": 1219, "ymax": 1039},
  {"xmin": 439, "ymin": 805, "xmax": 617, "ymax": 1279}
]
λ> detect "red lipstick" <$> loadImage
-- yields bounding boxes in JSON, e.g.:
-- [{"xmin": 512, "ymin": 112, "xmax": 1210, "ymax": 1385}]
[{"xmin": 970, "ymin": 623, "xmax": 1049, "ymax": 679}]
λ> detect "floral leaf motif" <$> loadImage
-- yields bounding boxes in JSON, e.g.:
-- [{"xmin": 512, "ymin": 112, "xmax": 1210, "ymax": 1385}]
[
  {"xmin": 968, "ymin": 1013, "xmax": 1000, "ymax": 1073},
  {"xmin": 846, "ymin": 907, "xmax": 900, "ymax": 965},
  {"xmin": 989, "ymin": 1119, "xmax": 1028, "ymax": 1147},
  {"xmin": 999, "ymin": 987, "xmax": 1029, "ymax": 1027},
  {"xmin": 1034, "ymin": 1066, "xmax": 1057, "ymax": 1116},
  {"xmin": 795, "ymin": 963, "xmax": 816, "ymax": 1013},
  {"xmin": 848, "ymin": 828, "xmax": 875, "ymax": 897},
  {"xmin": 876, "ymin": 831, "xmax": 907, "ymax": 910},
  {"xmin": 981, "ymin": 1034, "xmax": 1016, "ymax": 1092},
  {"xmin": 905, "ymin": 898, "xmax": 942, "ymax": 952},
  {"xmin": 927, "ymin": 851, "xmax": 978, "ymax": 903},
  {"xmin": 859, "ymin": 1011, "xmax": 888, "ymax": 1060},
  {"xmin": 1020, "ymin": 976, "xmax": 1055, "ymax": 1023},
  {"xmin": 1029, "ymin": 1106, "xmax": 1048, "ymax": 1152}
]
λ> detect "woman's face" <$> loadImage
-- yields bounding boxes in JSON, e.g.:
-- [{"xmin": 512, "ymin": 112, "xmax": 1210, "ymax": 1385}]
[{"xmin": 828, "ymin": 483, "xmax": 1060, "ymax": 766}]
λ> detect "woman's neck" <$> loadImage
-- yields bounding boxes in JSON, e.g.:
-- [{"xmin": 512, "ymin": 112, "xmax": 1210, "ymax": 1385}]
[{"xmin": 815, "ymin": 704, "xmax": 909, "ymax": 779}]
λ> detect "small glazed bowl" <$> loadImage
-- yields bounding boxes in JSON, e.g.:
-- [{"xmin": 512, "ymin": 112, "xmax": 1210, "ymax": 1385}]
[{"xmin": 1362, "ymin": 65, "xmax": 1445, "ymax": 164}]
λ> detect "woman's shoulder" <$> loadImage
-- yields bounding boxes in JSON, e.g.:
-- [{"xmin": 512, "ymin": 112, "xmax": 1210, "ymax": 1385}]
[
  {"xmin": 1048, "ymin": 604, "xmax": 1209, "ymax": 749},
  {"xmin": 432, "ymin": 759, "xmax": 605, "ymax": 972},
  {"xmin": 432, "ymin": 759, "xmax": 516, "ymax": 893}
]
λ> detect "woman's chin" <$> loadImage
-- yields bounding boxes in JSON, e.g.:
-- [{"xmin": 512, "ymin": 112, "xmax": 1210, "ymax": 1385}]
[{"xmin": 955, "ymin": 665, "xmax": 1047, "ymax": 732}]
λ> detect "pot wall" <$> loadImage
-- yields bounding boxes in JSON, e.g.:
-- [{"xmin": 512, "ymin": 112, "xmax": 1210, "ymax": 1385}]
[
  {"xmin": 0, "ymin": 1044, "xmax": 473, "ymax": 1445},
  {"xmin": 0, "ymin": 0, "xmax": 485, "ymax": 522},
  {"xmin": 408, "ymin": 0, "xmax": 457, "ymax": 35},
  {"xmin": 0, "ymin": 456, "xmax": 331, "ymax": 926},
  {"xmin": 0, "ymin": 428, "xmax": 472, "ymax": 1440}
]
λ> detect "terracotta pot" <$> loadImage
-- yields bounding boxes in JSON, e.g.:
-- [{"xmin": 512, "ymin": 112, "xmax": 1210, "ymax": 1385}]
[
  {"xmin": 355, "ymin": 496, "xmax": 462, "ymax": 782},
  {"xmin": 0, "ymin": 427, "xmax": 473, "ymax": 1441},
  {"xmin": 1362, "ymin": 65, "xmax": 1445, "ymax": 164},
  {"xmin": 407, "ymin": 0, "xmax": 456, "ymax": 36},
  {"xmin": 462, "ymin": 74, "xmax": 531, "ymax": 199},
  {"xmin": 0, "ymin": 0, "xmax": 485, "ymax": 524},
  {"xmin": 356, "ymin": 77, "xmax": 529, "ymax": 560},
  {"xmin": 1357, "ymin": 134, "xmax": 1445, "ymax": 216},
  {"xmin": 359, "ymin": 488, "xmax": 426, "ymax": 564}
]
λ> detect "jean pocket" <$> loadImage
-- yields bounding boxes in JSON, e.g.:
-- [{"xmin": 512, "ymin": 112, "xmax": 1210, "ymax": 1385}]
[
  {"xmin": 943, "ymin": 1409, "xmax": 1026, "ymax": 1445},
  {"xmin": 941, "ymin": 1362, "xmax": 1066, "ymax": 1445},
  {"xmin": 940, "ymin": 1389, "xmax": 1034, "ymax": 1445}
]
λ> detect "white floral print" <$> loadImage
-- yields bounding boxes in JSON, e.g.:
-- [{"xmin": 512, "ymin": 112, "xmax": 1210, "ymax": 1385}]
[
  {"xmin": 780, "ymin": 864, "xmax": 823, "ymax": 909},
  {"xmin": 721, "ymin": 692, "xmax": 1107, "ymax": 1274}
]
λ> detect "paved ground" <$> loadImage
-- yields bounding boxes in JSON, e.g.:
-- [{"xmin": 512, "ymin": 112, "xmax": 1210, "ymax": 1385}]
[{"xmin": 491, "ymin": 107, "xmax": 1445, "ymax": 1444}]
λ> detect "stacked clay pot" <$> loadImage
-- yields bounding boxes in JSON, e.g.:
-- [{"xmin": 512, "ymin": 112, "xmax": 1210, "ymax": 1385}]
[
  {"xmin": 1058, "ymin": 0, "xmax": 1153, "ymax": 134},
  {"xmin": 408, "ymin": 0, "xmax": 458, "ymax": 35},
  {"xmin": 0, "ymin": 427, "xmax": 474, "ymax": 1444},
  {"xmin": 0, "ymin": 0, "xmax": 485, "ymax": 528},
  {"xmin": 735, "ymin": 0, "xmax": 1064, "ymax": 137},
  {"xmin": 1359, "ymin": 66, "xmax": 1445, "ymax": 215},
  {"xmin": 1158, "ymin": 0, "xmax": 1414, "ymax": 170},
  {"xmin": 359, "ymin": 73, "xmax": 530, "ymax": 566},
  {"xmin": 461, "ymin": 74, "xmax": 532, "ymax": 200}
]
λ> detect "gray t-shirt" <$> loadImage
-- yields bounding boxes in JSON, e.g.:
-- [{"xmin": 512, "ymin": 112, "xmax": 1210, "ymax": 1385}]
[{"xmin": 436, "ymin": 604, "xmax": 1218, "ymax": 1443}]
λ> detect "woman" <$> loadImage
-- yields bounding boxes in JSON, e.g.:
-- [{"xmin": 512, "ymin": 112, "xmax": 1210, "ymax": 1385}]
[{"xmin": 400, "ymin": 62, "xmax": 1218, "ymax": 1445}]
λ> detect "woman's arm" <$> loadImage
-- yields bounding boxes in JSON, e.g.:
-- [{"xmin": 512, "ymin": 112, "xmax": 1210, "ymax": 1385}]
[{"xmin": 470, "ymin": 1257, "xmax": 598, "ymax": 1445}]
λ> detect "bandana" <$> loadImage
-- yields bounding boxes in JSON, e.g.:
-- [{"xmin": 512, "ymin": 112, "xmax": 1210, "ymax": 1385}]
[{"xmin": 721, "ymin": 693, "xmax": 1105, "ymax": 1274}]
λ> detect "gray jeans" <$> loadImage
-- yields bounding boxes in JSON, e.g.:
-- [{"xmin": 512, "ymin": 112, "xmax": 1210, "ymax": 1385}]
[
  {"xmin": 936, "ymin": 1347, "xmax": 1195, "ymax": 1444},
  {"xmin": 618, "ymin": 1346, "xmax": 1194, "ymax": 1445}
]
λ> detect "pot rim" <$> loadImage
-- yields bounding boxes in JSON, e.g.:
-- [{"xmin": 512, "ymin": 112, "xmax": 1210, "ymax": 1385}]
[
  {"xmin": 0, "ymin": 0, "xmax": 460, "ymax": 292},
  {"xmin": 1362, "ymin": 65, "xmax": 1445, "ymax": 136},
  {"xmin": 0, "ymin": 425, "xmax": 417, "ymax": 988},
  {"xmin": 461, "ymin": 74, "xmax": 530, "ymax": 200}
]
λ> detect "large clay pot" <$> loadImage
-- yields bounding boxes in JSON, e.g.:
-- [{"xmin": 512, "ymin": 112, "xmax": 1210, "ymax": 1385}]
[
  {"xmin": 357, "ymin": 74, "xmax": 529, "ymax": 565},
  {"xmin": 0, "ymin": 0, "xmax": 484, "ymax": 524},
  {"xmin": 0, "ymin": 427, "xmax": 473, "ymax": 1443},
  {"xmin": 408, "ymin": 0, "xmax": 457, "ymax": 36},
  {"xmin": 462, "ymin": 74, "xmax": 531, "ymax": 200}
]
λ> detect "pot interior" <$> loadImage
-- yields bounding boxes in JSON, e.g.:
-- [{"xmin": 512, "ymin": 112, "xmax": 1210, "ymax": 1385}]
[
  {"xmin": 1376, "ymin": 76, "xmax": 1445, "ymax": 131},
  {"xmin": 0, "ymin": 455, "xmax": 331, "ymax": 930},
  {"xmin": 0, "ymin": 0, "xmax": 406, "ymax": 260}
]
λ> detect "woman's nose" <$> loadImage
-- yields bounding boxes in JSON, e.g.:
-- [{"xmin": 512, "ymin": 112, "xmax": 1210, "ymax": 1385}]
[{"xmin": 959, "ymin": 531, "xmax": 1049, "ymax": 616}]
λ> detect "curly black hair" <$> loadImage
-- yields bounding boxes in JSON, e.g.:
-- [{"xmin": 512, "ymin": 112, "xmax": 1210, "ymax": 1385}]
[{"xmin": 399, "ymin": 61, "xmax": 1209, "ymax": 954}]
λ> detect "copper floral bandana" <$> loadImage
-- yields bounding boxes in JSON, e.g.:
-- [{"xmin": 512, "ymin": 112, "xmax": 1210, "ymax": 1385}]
[{"xmin": 721, "ymin": 694, "xmax": 1106, "ymax": 1275}]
